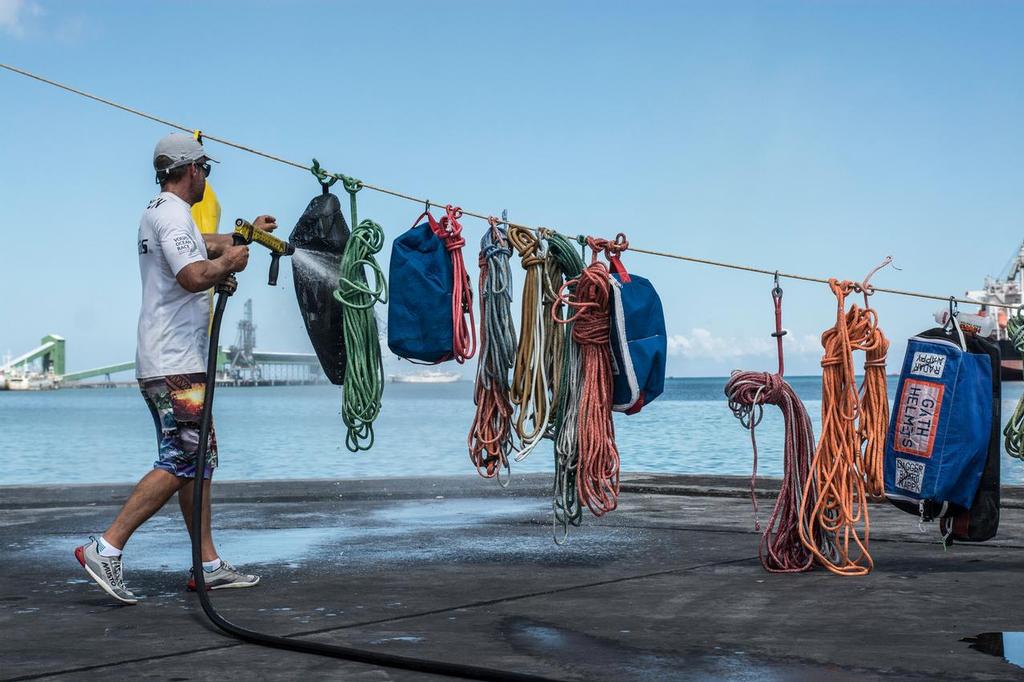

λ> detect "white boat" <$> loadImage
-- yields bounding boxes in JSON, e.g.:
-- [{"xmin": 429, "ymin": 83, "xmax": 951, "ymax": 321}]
[
  {"xmin": 966, "ymin": 240, "xmax": 1024, "ymax": 381},
  {"xmin": 1, "ymin": 368, "xmax": 57, "ymax": 391},
  {"xmin": 389, "ymin": 369, "xmax": 461, "ymax": 384}
]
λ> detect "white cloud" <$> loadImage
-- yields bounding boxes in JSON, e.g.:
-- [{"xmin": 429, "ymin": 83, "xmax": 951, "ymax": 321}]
[
  {"xmin": 0, "ymin": 0, "xmax": 42, "ymax": 37},
  {"xmin": 666, "ymin": 327, "xmax": 821, "ymax": 360}
]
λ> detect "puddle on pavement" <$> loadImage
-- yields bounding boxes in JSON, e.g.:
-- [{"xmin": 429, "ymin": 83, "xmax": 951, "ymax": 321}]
[
  {"xmin": 962, "ymin": 632, "xmax": 1024, "ymax": 670},
  {"xmin": 502, "ymin": 616, "xmax": 864, "ymax": 681},
  {"xmin": 21, "ymin": 498, "xmax": 646, "ymax": 571}
]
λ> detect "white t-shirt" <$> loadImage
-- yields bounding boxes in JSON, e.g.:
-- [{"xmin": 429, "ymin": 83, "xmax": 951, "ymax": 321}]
[{"xmin": 135, "ymin": 192, "xmax": 211, "ymax": 379}]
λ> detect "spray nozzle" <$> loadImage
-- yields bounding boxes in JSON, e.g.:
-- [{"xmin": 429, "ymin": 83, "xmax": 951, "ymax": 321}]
[{"xmin": 233, "ymin": 219, "xmax": 296, "ymax": 286}]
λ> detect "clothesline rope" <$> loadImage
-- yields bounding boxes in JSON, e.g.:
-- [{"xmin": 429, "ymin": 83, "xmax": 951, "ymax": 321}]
[{"xmin": 2, "ymin": 61, "xmax": 1014, "ymax": 310}]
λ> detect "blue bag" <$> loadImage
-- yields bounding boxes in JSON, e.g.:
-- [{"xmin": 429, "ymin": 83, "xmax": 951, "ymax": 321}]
[
  {"xmin": 609, "ymin": 271, "xmax": 667, "ymax": 414},
  {"xmin": 884, "ymin": 330, "xmax": 994, "ymax": 514},
  {"xmin": 387, "ymin": 213, "xmax": 454, "ymax": 363}
]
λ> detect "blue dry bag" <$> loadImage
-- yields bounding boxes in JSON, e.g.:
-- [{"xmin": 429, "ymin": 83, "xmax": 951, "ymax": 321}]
[
  {"xmin": 884, "ymin": 330, "xmax": 994, "ymax": 515},
  {"xmin": 609, "ymin": 271, "xmax": 667, "ymax": 414},
  {"xmin": 387, "ymin": 214, "xmax": 454, "ymax": 363}
]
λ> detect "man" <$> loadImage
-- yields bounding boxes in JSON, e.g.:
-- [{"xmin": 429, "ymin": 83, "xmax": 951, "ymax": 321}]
[{"xmin": 75, "ymin": 132, "xmax": 275, "ymax": 604}]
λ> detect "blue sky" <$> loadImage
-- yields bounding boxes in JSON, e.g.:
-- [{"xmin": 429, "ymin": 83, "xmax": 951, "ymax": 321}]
[{"xmin": 1, "ymin": 1, "xmax": 1022, "ymax": 377}]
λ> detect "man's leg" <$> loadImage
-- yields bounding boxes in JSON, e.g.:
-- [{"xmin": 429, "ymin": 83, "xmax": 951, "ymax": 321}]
[
  {"xmin": 74, "ymin": 468, "xmax": 183, "ymax": 604},
  {"xmin": 178, "ymin": 476, "xmax": 218, "ymax": 562},
  {"xmin": 179, "ymin": 474, "xmax": 260, "ymax": 591},
  {"xmin": 102, "ymin": 469, "xmax": 185, "ymax": 549}
]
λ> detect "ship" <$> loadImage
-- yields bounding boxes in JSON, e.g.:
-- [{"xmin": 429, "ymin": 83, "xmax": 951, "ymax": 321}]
[
  {"xmin": 389, "ymin": 369, "xmax": 461, "ymax": 384},
  {"xmin": 965, "ymin": 240, "xmax": 1024, "ymax": 381},
  {"xmin": 1, "ymin": 367, "xmax": 58, "ymax": 391}
]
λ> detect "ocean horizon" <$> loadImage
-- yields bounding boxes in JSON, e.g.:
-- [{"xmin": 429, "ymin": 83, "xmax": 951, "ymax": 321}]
[{"xmin": 2, "ymin": 376, "xmax": 1022, "ymax": 487}]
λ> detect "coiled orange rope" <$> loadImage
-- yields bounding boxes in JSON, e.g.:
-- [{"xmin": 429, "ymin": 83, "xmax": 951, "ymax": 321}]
[
  {"xmin": 556, "ymin": 239, "xmax": 620, "ymax": 517},
  {"xmin": 798, "ymin": 278, "xmax": 889, "ymax": 576}
]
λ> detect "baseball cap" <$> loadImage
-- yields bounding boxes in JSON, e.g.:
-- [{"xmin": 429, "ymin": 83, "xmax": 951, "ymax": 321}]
[{"xmin": 152, "ymin": 132, "xmax": 219, "ymax": 171}]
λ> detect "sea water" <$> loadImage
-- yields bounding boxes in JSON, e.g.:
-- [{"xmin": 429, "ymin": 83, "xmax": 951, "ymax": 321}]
[{"xmin": 1, "ymin": 377, "xmax": 1022, "ymax": 486}]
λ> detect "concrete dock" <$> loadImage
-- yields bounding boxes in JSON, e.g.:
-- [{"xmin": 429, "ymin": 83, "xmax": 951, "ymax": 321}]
[{"xmin": 2, "ymin": 474, "xmax": 1023, "ymax": 681}]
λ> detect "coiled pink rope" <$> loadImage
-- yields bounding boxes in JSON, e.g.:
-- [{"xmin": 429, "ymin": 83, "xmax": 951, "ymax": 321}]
[
  {"xmin": 725, "ymin": 370, "xmax": 817, "ymax": 572},
  {"xmin": 430, "ymin": 205, "xmax": 477, "ymax": 363},
  {"xmin": 556, "ymin": 241, "xmax": 619, "ymax": 517}
]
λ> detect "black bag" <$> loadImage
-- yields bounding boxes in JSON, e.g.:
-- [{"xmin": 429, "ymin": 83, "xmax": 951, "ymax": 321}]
[
  {"xmin": 289, "ymin": 192, "xmax": 350, "ymax": 384},
  {"xmin": 946, "ymin": 330, "xmax": 1001, "ymax": 542}
]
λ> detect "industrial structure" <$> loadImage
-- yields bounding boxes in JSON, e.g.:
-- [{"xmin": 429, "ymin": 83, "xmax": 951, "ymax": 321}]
[{"xmin": 1, "ymin": 300, "xmax": 324, "ymax": 389}]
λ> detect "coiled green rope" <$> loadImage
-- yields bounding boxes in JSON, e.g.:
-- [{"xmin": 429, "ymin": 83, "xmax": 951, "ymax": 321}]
[
  {"xmin": 1004, "ymin": 312, "xmax": 1024, "ymax": 461},
  {"xmin": 545, "ymin": 231, "xmax": 587, "ymax": 542},
  {"xmin": 333, "ymin": 180, "xmax": 387, "ymax": 452}
]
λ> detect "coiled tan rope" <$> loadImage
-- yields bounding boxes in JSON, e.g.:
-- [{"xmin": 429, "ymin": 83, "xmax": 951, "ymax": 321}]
[{"xmin": 508, "ymin": 227, "xmax": 551, "ymax": 460}]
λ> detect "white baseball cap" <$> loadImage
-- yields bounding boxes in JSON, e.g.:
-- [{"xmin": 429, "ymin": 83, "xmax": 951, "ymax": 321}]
[{"xmin": 153, "ymin": 132, "xmax": 219, "ymax": 171}]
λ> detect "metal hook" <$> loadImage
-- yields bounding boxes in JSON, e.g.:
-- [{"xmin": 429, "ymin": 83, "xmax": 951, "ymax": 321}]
[
  {"xmin": 772, "ymin": 270, "xmax": 783, "ymax": 297},
  {"xmin": 860, "ymin": 255, "xmax": 894, "ymax": 295},
  {"xmin": 949, "ymin": 296, "xmax": 959, "ymax": 319}
]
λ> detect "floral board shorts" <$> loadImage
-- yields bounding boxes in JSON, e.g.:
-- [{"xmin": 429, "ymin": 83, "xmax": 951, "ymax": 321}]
[{"xmin": 139, "ymin": 373, "xmax": 217, "ymax": 479}]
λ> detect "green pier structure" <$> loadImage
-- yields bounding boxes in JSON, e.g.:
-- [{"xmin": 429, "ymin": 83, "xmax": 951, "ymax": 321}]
[
  {"xmin": 4, "ymin": 301, "xmax": 324, "ymax": 388},
  {"xmin": 1, "ymin": 334, "xmax": 66, "ymax": 376}
]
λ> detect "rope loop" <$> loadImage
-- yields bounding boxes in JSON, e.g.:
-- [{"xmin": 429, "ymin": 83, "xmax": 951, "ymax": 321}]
[
  {"xmin": 469, "ymin": 220, "xmax": 519, "ymax": 481},
  {"xmin": 341, "ymin": 174, "xmax": 363, "ymax": 195},
  {"xmin": 554, "ymin": 259, "xmax": 619, "ymax": 517},
  {"xmin": 509, "ymin": 225, "xmax": 553, "ymax": 460},
  {"xmin": 310, "ymin": 158, "xmax": 338, "ymax": 188},
  {"xmin": 725, "ymin": 369, "xmax": 820, "ymax": 572},
  {"xmin": 798, "ymin": 276, "xmax": 889, "ymax": 576},
  {"xmin": 333, "ymin": 218, "xmax": 388, "ymax": 452},
  {"xmin": 1004, "ymin": 310, "xmax": 1024, "ymax": 460},
  {"xmin": 429, "ymin": 205, "xmax": 476, "ymax": 363}
]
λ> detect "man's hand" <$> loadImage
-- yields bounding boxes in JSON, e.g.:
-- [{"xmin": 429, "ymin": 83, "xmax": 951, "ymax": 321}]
[
  {"xmin": 222, "ymin": 244, "xmax": 250, "ymax": 273},
  {"xmin": 219, "ymin": 274, "xmax": 239, "ymax": 295},
  {"xmin": 253, "ymin": 215, "xmax": 278, "ymax": 233}
]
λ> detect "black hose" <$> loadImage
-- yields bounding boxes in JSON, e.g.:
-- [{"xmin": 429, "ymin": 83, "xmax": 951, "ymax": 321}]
[{"xmin": 190, "ymin": 287, "xmax": 558, "ymax": 682}]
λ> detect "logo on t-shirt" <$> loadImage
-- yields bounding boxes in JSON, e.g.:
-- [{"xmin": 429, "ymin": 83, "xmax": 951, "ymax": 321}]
[{"xmin": 173, "ymin": 233, "xmax": 199, "ymax": 256}]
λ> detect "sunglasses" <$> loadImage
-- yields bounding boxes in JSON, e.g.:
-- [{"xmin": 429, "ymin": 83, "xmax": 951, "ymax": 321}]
[{"xmin": 192, "ymin": 161, "xmax": 212, "ymax": 177}]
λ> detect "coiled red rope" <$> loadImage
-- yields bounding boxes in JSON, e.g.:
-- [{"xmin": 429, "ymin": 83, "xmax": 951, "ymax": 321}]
[
  {"xmin": 430, "ymin": 205, "xmax": 477, "ymax": 363},
  {"xmin": 725, "ymin": 371, "xmax": 818, "ymax": 572},
  {"xmin": 556, "ymin": 238, "xmax": 619, "ymax": 517},
  {"xmin": 725, "ymin": 285, "xmax": 820, "ymax": 572}
]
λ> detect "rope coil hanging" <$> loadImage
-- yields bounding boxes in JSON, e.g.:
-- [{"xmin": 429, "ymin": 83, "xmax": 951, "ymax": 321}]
[
  {"xmin": 725, "ymin": 281, "xmax": 825, "ymax": 572},
  {"xmin": 541, "ymin": 233, "xmax": 567, "ymax": 431},
  {"xmin": 468, "ymin": 217, "xmax": 519, "ymax": 481},
  {"xmin": 1004, "ymin": 310, "xmax": 1024, "ymax": 460},
  {"xmin": 544, "ymin": 231, "xmax": 588, "ymax": 542},
  {"xmin": 556, "ymin": 238, "xmax": 620, "ymax": 517},
  {"xmin": 333, "ymin": 178, "xmax": 387, "ymax": 452},
  {"xmin": 509, "ymin": 226, "xmax": 552, "ymax": 461},
  {"xmin": 798, "ymin": 278, "xmax": 889, "ymax": 576},
  {"xmin": 430, "ymin": 205, "xmax": 477, "ymax": 364}
]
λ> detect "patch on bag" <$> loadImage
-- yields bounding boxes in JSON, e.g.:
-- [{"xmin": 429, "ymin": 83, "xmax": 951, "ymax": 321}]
[
  {"xmin": 895, "ymin": 457, "xmax": 926, "ymax": 494},
  {"xmin": 910, "ymin": 351, "xmax": 946, "ymax": 379},
  {"xmin": 894, "ymin": 379, "xmax": 944, "ymax": 458}
]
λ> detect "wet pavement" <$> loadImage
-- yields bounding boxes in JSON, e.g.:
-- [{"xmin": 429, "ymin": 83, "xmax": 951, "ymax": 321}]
[{"xmin": 2, "ymin": 474, "xmax": 1024, "ymax": 681}]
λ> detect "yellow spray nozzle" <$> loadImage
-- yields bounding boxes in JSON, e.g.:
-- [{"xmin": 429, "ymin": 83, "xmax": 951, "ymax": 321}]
[
  {"xmin": 233, "ymin": 219, "xmax": 295, "ymax": 286},
  {"xmin": 233, "ymin": 219, "xmax": 295, "ymax": 256}
]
